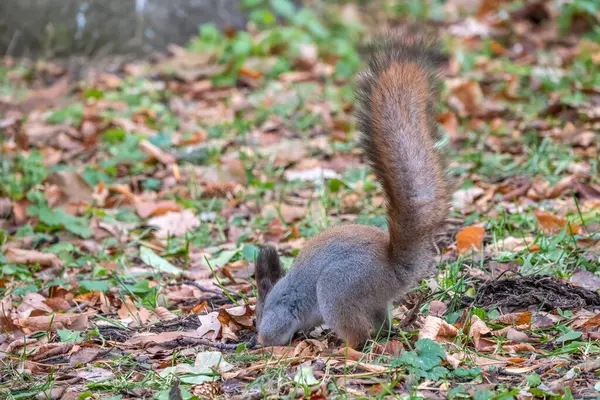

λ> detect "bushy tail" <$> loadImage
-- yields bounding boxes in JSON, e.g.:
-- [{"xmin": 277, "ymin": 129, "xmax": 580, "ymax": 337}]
[{"xmin": 354, "ymin": 33, "xmax": 449, "ymax": 262}]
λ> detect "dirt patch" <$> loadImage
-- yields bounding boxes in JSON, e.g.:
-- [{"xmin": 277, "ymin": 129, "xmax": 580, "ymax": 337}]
[{"xmin": 473, "ymin": 275, "xmax": 600, "ymax": 311}]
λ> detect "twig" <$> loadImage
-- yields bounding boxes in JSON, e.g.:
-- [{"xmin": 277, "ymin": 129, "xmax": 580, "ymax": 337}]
[
  {"xmin": 162, "ymin": 337, "xmax": 251, "ymax": 351},
  {"xmin": 167, "ymin": 280, "xmax": 222, "ymax": 295}
]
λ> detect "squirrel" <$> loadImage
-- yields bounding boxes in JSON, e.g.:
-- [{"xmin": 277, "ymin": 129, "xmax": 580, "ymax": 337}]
[{"xmin": 254, "ymin": 34, "xmax": 450, "ymax": 348}]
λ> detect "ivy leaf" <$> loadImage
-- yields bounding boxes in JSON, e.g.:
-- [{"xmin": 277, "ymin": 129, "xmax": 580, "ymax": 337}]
[{"xmin": 414, "ymin": 338, "xmax": 446, "ymax": 370}]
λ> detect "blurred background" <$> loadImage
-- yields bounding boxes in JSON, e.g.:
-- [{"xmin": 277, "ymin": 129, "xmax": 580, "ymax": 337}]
[{"xmin": 2, "ymin": 0, "xmax": 597, "ymax": 59}]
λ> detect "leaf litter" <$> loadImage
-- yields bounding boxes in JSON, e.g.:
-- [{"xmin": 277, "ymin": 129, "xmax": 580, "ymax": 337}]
[{"xmin": 1, "ymin": 0, "xmax": 600, "ymax": 398}]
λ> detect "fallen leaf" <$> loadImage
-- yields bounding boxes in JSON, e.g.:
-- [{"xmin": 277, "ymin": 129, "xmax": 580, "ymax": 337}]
[
  {"xmin": 534, "ymin": 209, "xmax": 582, "ymax": 235},
  {"xmin": 17, "ymin": 312, "xmax": 94, "ymax": 333},
  {"xmin": 135, "ymin": 199, "xmax": 182, "ymax": 219},
  {"xmin": 19, "ymin": 77, "xmax": 70, "ymax": 113},
  {"xmin": 447, "ymin": 80, "xmax": 484, "ymax": 117},
  {"xmin": 148, "ymin": 209, "xmax": 201, "ymax": 238},
  {"xmin": 570, "ymin": 269, "xmax": 600, "ymax": 292},
  {"xmin": 429, "ymin": 300, "xmax": 447, "ymax": 317},
  {"xmin": 197, "ymin": 312, "xmax": 222, "ymax": 340},
  {"xmin": 262, "ymin": 203, "xmax": 306, "ymax": 224},
  {"xmin": 419, "ymin": 316, "xmax": 459, "ymax": 342},
  {"xmin": 220, "ymin": 304, "xmax": 254, "ymax": 328},
  {"xmin": 452, "ymin": 187, "xmax": 484, "ymax": 211},
  {"xmin": 5, "ymin": 248, "xmax": 63, "ymax": 269},
  {"xmin": 155, "ymin": 306, "xmax": 178, "ymax": 321},
  {"xmin": 468, "ymin": 315, "xmax": 493, "ymax": 351},
  {"xmin": 294, "ymin": 339, "xmax": 327, "ymax": 357},
  {"xmin": 69, "ymin": 346, "xmax": 105, "ymax": 365},
  {"xmin": 505, "ymin": 328, "xmax": 532, "ymax": 342},
  {"xmin": 16, "ymin": 292, "xmax": 54, "ymax": 318},
  {"xmin": 46, "ymin": 170, "xmax": 94, "ymax": 205},
  {"xmin": 140, "ymin": 247, "xmax": 182, "ymax": 275},
  {"xmin": 494, "ymin": 312, "xmax": 532, "ymax": 326},
  {"xmin": 456, "ymin": 226, "xmax": 485, "ymax": 254}
]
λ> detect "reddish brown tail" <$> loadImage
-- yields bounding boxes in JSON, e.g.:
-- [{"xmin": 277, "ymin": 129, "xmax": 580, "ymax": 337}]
[{"xmin": 354, "ymin": 34, "xmax": 450, "ymax": 262}]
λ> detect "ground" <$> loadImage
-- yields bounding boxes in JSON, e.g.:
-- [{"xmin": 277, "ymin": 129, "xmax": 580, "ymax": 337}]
[{"xmin": 1, "ymin": 1, "xmax": 600, "ymax": 399}]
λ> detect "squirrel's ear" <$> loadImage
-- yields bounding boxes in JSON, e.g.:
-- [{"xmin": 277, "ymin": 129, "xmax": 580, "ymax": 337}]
[{"xmin": 255, "ymin": 245, "xmax": 284, "ymax": 301}]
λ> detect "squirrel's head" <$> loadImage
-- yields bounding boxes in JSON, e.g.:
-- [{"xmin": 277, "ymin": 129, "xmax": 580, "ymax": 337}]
[
  {"xmin": 255, "ymin": 245, "xmax": 286, "ymax": 342},
  {"xmin": 257, "ymin": 302, "xmax": 297, "ymax": 346}
]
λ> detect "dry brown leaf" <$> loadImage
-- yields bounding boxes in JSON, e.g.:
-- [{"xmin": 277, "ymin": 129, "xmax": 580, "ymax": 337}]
[
  {"xmin": 456, "ymin": 226, "xmax": 485, "ymax": 254},
  {"xmin": 446, "ymin": 354, "xmax": 461, "ymax": 369},
  {"xmin": 263, "ymin": 203, "xmax": 306, "ymax": 224},
  {"xmin": 468, "ymin": 315, "xmax": 492, "ymax": 350},
  {"xmin": 18, "ymin": 76, "xmax": 70, "ymax": 113},
  {"xmin": 5, "ymin": 248, "xmax": 62, "ymax": 269},
  {"xmin": 155, "ymin": 306, "xmax": 178, "ymax": 321},
  {"xmin": 447, "ymin": 80, "xmax": 484, "ymax": 117},
  {"xmin": 334, "ymin": 346, "xmax": 364, "ymax": 361},
  {"xmin": 570, "ymin": 269, "xmax": 600, "ymax": 292},
  {"xmin": 135, "ymin": 199, "xmax": 182, "ymax": 219},
  {"xmin": 534, "ymin": 209, "xmax": 582, "ymax": 235},
  {"xmin": 17, "ymin": 311, "xmax": 94, "ymax": 333},
  {"xmin": 372, "ymin": 340, "xmax": 404, "ymax": 357},
  {"xmin": 148, "ymin": 209, "xmax": 201, "ymax": 239},
  {"xmin": 69, "ymin": 346, "xmax": 105, "ymax": 365},
  {"xmin": 43, "ymin": 297, "xmax": 71, "ymax": 312},
  {"xmin": 429, "ymin": 300, "xmax": 447, "ymax": 317},
  {"xmin": 583, "ymin": 313, "xmax": 600, "ymax": 328},
  {"xmin": 494, "ymin": 312, "xmax": 532, "ymax": 326},
  {"xmin": 46, "ymin": 170, "xmax": 94, "ymax": 205},
  {"xmin": 31, "ymin": 342, "xmax": 74, "ymax": 361},
  {"xmin": 438, "ymin": 112, "xmax": 461, "ymax": 142},
  {"xmin": 294, "ymin": 339, "xmax": 327, "ymax": 357},
  {"xmin": 505, "ymin": 328, "xmax": 532, "ymax": 342},
  {"xmin": 221, "ymin": 304, "xmax": 254, "ymax": 328},
  {"xmin": 16, "ymin": 292, "xmax": 53, "ymax": 318},
  {"xmin": 197, "ymin": 312, "xmax": 222, "ymax": 340},
  {"xmin": 419, "ymin": 316, "xmax": 459, "ymax": 342},
  {"xmin": 139, "ymin": 139, "xmax": 176, "ymax": 165}
]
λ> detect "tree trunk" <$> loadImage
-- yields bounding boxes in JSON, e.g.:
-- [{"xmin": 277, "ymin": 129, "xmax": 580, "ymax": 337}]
[{"xmin": 0, "ymin": 0, "xmax": 250, "ymax": 58}]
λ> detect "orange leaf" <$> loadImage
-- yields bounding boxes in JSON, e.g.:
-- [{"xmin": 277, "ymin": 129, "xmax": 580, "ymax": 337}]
[
  {"xmin": 534, "ymin": 209, "xmax": 582, "ymax": 235},
  {"xmin": 583, "ymin": 314, "xmax": 600, "ymax": 328},
  {"xmin": 239, "ymin": 66, "xmax": 262, "ymax": 80},
  {"xmin": 456, "ymin": 226, "xmax": 485, "ymax": 254},
  {"xmin": 495, "ymin": 312, "xmax": 532, "ymax": 326}
]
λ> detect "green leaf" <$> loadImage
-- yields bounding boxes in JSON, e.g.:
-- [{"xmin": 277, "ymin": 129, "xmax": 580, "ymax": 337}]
[
  {"xmin": 27, "ymin": 204, "xmax": 92, "ymax": 238},
  {"xmin": 294, "ymin": 366, "xmax": 319, "ymax": 386},
  {"xmin": 526, "ymin": 373, "xmax": 541, "ymax": 388},
  {"xmin": 414, "ymin": 338, "xmax": 446, "ymax": 369},
  {"xmin": 208, "ymin": 249, "xmax": 238, "ymax": 268},
  {"xmin": 79, "ymin": 280, "xmax": 111, "ymax": 292},
  {"xmin": 474, "ymin": 389, "xmax": 493, "ymax": 400},
  {"xmin": 140, "ymin": 247, "xmax": 182, "ymax": 275},
  {"xmin": 270, "ymin": 0, "xmax": 295, "ymax": 18},
  {"xmin": 47, "ymin": 103, "xmax": 84, "ymax": 126},
  {"xmin": 454, "ymin": 367, "xmax": 481, "ymax": 378},
  {"xmin": 556, "ymin": 330, "xmax": 582, "ymax": 343},
  {"xmin": 241, "ymin": 244, "xmax": 259, "ymax": 262},
  {"xmin": 57, "ymin": 328, "xmax": 84, "ymax": 343}
]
